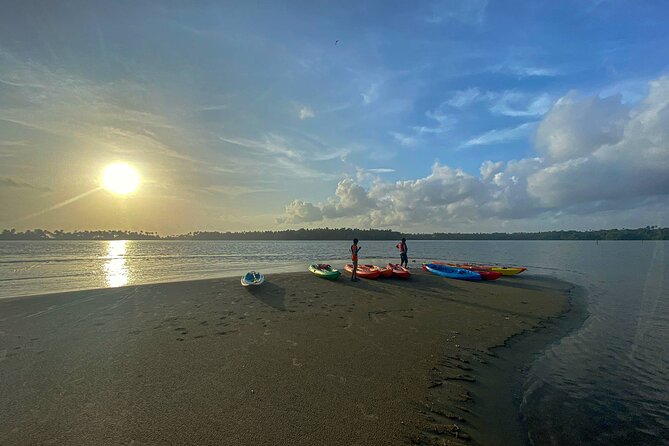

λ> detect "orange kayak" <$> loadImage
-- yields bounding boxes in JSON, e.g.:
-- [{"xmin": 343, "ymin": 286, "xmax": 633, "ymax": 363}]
[
  {"xmin": 344, "ymin": 264, "xmax": 382, "ymax": 279},
  {"xmin": 365, "ymin": 264, "xmax": 392, "ymax": 278},
  {"xmin": 387, "ymin": 263, "xmax": 411, "ymax": 279}
]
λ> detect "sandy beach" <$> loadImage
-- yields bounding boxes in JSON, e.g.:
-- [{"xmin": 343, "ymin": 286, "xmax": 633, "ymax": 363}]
[{"xmin": 0, "ymin": 268, "xmax": 573, "ymax": 445}]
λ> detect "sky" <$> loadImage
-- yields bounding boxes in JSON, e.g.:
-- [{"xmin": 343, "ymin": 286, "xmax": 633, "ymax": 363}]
[{"xmin": 1, "ymin": 0, "xmax": 668, "ymax": 234}]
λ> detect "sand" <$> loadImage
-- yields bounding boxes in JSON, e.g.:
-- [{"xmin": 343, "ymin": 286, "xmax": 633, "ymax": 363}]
[{"xmin": 0, "ymin": 268, "xmax": 573, "ymax": 445}]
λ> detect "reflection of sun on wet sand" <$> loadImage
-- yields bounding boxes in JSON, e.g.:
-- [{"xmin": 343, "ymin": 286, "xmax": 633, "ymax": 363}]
[{"xmin": 0, "ymin": 269, "xmax": 571, "ymax": 445}]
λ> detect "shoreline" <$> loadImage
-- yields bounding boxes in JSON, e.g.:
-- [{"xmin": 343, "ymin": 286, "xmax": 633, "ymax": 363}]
[
  {"xmin": 430, "ymin": 280, "xmax": 588, "ymax": 445},
  {"xmin": 0, "ymin": 269, "xmax": 578, "ymax": 445}
]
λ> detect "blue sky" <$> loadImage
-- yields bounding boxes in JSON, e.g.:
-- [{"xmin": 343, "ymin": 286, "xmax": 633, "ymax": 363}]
[{"xmin": 1, "ymin": 0, "xmax": 668, "ymax": 233}]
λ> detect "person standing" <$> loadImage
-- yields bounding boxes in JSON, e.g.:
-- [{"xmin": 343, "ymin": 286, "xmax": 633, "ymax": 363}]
[
  {"xmin": 350, "ymin": 238, "xmax": 361, "ymax": 281},
  {"xmin": 396, "ymin": 237, "xmax": 408, "ymax": 268}
]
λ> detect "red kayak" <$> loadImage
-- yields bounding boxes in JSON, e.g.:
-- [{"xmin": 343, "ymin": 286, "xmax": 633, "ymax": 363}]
[
  {"xmin": 344, "ymin": 264, "xmax": 382, "ymax": 279},
  {"xmin": 387, "ymin": 263, "xmax": 411, "ymax": 279},
  {"xmin": 364, "ymin": 264, "xmax": 392, "ymax": 278},
  {"xmin": 433, "ymin": 262, "xmax": 502, "ymax": 281}
]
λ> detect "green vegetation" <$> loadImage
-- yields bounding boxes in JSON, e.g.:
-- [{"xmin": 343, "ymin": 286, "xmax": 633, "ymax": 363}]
[{"xmin": 1, "ymin": 226, "xmax": 667, "ymax": 240}]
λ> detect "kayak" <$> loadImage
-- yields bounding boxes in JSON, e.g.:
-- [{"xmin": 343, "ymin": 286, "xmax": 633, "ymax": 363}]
[
  {"xmin": 435, "ymin": 262, "xmax": 502, "ymax": 281},
  {"xmin": 434, "ymin": 261, "xmax": 525, "ymax": 277},
  {"xmin": 344, "ymin": 264, "xmax": 381, "ymax": 279},
  {"xmin": 387, "ymin": 263, "xmax": 411, "ymax": 279},
  {"xmin": 364, "ymin": 264, "xmax": 392, "ymax": 278},
  {"xmin": 309, "ymin": 263, "xmax": 341, "ymax": 280},
  {"xmin": 423, "ymin": 263, "xmax": 481, "ymax": 281},
  {"xmin": 489, "ymin": 266, "xmax": 526, "ymax": 276},
  {"xmin": 241, "ymin": 271, "xmax": 264, "ymax": 287}
]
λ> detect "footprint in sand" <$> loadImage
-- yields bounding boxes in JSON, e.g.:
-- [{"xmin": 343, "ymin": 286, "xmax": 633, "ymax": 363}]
[{"xmin": 357, "ymin": 404, "xmax": 379, "ymax": 420}]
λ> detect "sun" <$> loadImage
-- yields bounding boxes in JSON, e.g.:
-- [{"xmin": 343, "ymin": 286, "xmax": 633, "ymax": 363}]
[{"xmin": 102, "ymin": 163, "xmax": 141, "ymax": 195}]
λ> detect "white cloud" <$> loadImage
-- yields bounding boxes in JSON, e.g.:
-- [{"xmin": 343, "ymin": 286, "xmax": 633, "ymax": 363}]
[
  {"xmin": 461, "ymin": 122, "xmax": 536, "ymax": 147},
  {"xmin": 490, "ymin": 92, "xmax": 553, "ymax": 117},
  {"xmin": 489, "ymin": 63, "xmax": 560, "ymax": 78},
  {"xmin": 363, "ymin": 168, "xmax": 395, "ymax": 174},
  {"xmin": 391, "ymin": 131, "xmax": 419, "ymax": 147},
  {"xmin": 322, "ymin": 178, "xmax": 378, "ymax": 219},
  {"xmin": 535, "ymin": 92, "xmax": 629, "ymax": 161},
  {"xmin": 479, "ymin": 160, "xmax": 504, "ymax": 181},
  {"xmin": 298, "ymin": 106, "xmax": 315, "ymax": 120},
  {"xmin": 281, "ymin": 76, "xmax": 669, "ymax": 229},
  {"xmin": 446, "ymin": 88, "xmax": 486, "ymax": 108},
  {"xmin": 361, "ymin": 83, "xmax": 379, "ymax": 105},
  {"xmin": 280, "ymin": 200, "xmax": 323, "ymax": 223}
]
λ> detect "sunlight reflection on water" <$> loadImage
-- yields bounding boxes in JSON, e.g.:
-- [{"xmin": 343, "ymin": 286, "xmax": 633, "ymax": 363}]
[{"xmin": 104, "ymin": 240, "xmax": 129, "ymax": 287}]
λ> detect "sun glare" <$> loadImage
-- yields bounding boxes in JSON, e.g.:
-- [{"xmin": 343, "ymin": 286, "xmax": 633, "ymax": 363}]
[{"xmin": 102, "ymin": 163, "xmax": 141, "ymax": 195}]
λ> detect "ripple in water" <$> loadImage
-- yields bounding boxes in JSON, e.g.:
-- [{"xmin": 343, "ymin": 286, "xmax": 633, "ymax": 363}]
[{"xmin": 522, "ymin": 241, "xmax": 669, "ymax": 445}]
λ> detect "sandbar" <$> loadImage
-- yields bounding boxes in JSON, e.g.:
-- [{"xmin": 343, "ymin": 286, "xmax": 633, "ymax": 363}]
[{"xmin": 0, "ymin": 268, "xmax": 573, "ymax": 445}]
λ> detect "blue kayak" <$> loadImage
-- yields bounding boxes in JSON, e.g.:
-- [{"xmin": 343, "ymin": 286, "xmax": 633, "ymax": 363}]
[{"xmin": 423, "ymin": 263, "xmax": 482, "ymax": 281}]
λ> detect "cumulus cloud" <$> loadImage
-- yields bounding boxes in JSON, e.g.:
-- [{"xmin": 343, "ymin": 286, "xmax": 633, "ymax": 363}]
[
  {"xmin": 535, "ymin": 91, "xmax": 629, "ymax": 160},
  {"xmin": 322, "ymin": 178, "xmax": 378, "ymax": 219},
  {"xmin": 281, "ymin": 76, "xmax": 669, "ymax": 229},
  {"xmin": 529, "ymin": 77, "xmax": 669, "ymax": 207},
  {"xmin": 280, "ymin": 200, "xmax": 323, "ymax": 223}
]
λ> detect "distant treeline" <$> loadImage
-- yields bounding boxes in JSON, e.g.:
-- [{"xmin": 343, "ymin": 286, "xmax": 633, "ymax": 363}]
[{"xmin": 1, "ymin": 226, "xmax": 668, "ymax": 240}]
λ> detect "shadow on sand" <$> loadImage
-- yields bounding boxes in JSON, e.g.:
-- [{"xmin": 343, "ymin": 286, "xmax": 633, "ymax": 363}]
[
  {"xmin": 245, "ymin": 281, "xmax": 287, "ymax": 311},
  {"xmin": 487, "ymin": 275, "xmax": 564, "ymax": 293}
]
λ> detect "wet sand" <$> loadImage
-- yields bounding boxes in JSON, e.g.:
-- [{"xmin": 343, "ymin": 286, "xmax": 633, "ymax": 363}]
[{"xmin": 0, "ymin": 268, "xmax": 572, "ymax": 445}]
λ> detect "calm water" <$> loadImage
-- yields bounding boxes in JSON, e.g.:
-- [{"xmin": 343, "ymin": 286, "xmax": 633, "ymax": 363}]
[{"xmin": 1, "ymin": 240, "xmax": 667, "ymax": 444}]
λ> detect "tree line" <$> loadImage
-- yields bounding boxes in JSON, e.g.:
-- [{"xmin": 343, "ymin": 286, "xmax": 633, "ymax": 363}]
[{"xmin": 1, "ymin": 226, "xmax": 667, "ymax": 240}]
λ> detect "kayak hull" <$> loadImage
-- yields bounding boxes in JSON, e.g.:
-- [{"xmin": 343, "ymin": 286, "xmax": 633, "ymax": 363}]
[
  {"xmin": 423, "ymin": 263, "xmax": 481, "ymax": 281},
  {"xmin": 344, "ymin": 264, "xmax": 381, "ymax": 279},
  {"xmin": 434, "ymin": 261, "xmax": 525, "ymax": 277},
  {"xmin": 489, "ymin": 266, "xmax": 526, "ymax": 276},
  {"xmin": 437, "ymin": 263, "xmax": 502, "ymax": 280},
  {"xmin": 387, "ymin": 263, "xmax": 411, "ymax": 279},
  {"xmin": 309, "ymin": 264, "xmax": 341, "ymax": 280}
]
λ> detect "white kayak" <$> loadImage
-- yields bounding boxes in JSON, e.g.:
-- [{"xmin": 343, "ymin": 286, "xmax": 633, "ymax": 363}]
[{"xmin": 241, "ymin": 271, "xmax": 265, "ymax": 287}]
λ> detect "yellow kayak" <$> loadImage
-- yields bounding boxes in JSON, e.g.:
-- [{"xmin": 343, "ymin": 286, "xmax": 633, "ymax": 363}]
[{"xmin": 489, "ymin": 266, "xmax": 527, "ymax": 275}]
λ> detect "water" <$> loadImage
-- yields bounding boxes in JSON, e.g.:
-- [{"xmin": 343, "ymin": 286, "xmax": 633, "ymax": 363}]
[{"xmin": 1, "ymin": 239, "xmax": 667, "ymax": 444}]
